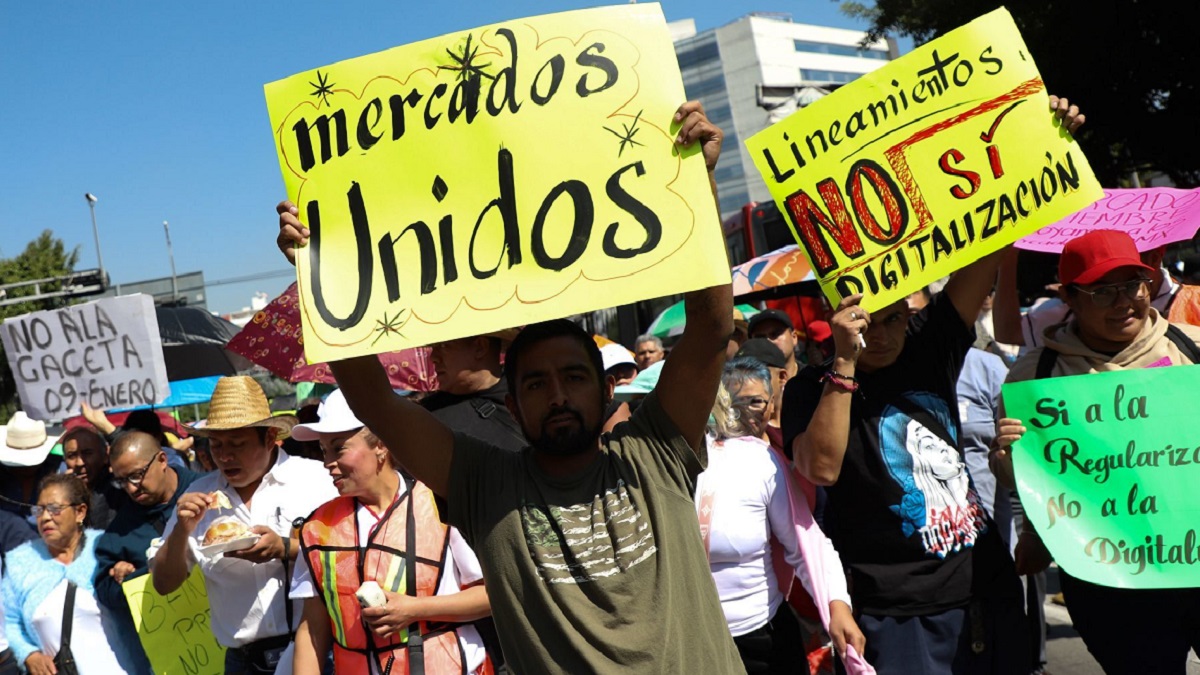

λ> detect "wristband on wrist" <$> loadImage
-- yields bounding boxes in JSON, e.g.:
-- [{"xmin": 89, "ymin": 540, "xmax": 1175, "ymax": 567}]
[{"xmin": 820, "ymin": 369, "xmax": 859, "ymax": 393}]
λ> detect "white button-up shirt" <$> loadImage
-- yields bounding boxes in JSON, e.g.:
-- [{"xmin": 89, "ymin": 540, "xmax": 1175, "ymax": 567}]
[{"xmin": 160, "ymin": 448, "xmax": 337, "ymax": 648}]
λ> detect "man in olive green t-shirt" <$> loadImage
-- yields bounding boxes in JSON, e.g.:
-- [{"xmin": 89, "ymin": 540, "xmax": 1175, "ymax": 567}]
[{"xmin": 275, "ymin": 101, "xmax": 743, "ymax": 673}]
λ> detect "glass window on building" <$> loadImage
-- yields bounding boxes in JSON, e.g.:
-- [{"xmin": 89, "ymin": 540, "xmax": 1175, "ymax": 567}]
[
  {"xmin": 677, "ymin": 35, "xmax": 720, "ymax": 70},
  {"xmin": 718, "ymin": 186, "xmax": 752, "ymax": 218},
  {"xmin": 800, "ymin": 69, "xmax": 860, "ymax": 85},
  {"xmin": 794, "ymin": 40, "xmax": 888, "ymax": 60}
]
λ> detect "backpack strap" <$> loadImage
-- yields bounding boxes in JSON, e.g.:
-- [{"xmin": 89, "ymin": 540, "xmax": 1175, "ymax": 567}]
[
  {"xmin": 469, "ymin": 397, "xmax": 525, "ymax": 445},
  {"xmin": 1035, "ymin": 347, "xmax": 1059, "ymax": 380},
  {"xmin": 1165, "ymin": 324, "xmax": 1200, "ymax": 364}
]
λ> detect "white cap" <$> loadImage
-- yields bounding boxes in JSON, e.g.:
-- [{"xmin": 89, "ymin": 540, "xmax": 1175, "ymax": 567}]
[
  {"xmin": 291, "ymin": 389, "xmax": 364, "ymax": 442},
  {"xmin": 600, "ymin": 343, "xmax": 636, "ymax": 372}
]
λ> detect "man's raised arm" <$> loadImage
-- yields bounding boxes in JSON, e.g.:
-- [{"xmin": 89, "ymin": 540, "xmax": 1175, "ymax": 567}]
[
  {"xmin": 653, "ymin": 102, "xmax": 733, "ymax": 454},
  {"xmin": 276, "ymin": 202, "xmax": 455, "ymax": 496}
]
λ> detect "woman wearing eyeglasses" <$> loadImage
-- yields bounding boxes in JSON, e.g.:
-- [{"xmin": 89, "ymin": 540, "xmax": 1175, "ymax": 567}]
[
  {"xmin": 697, "ymin": 357, "xmax": 867, "ymax": 674},
  {"xmin": 993, "ymin": 229, "xmax": 1200, "ymax": 674},
  {"xmin": 2, "ymin": 474, "xmax": 139, "ymax": 674}
]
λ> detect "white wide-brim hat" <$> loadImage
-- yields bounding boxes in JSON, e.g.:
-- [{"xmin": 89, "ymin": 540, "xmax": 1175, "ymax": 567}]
[{"xmin": 0, "ymin": 411, "xmax": 59, "ymax": 467}]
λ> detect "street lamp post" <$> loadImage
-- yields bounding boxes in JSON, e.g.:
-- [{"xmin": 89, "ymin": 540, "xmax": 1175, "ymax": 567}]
[
  {"xmin": 163, "ymin": 220, "xmax": 179, "ymax": 304},
  {"xmin": 84, "ymin": 193, "xmax": 105, "ymax": 281}
]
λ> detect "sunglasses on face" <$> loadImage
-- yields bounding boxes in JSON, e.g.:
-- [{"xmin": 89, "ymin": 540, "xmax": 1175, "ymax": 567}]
[{"xmin": 1072, "ymin": 278, "xmax": 1150, "ymax": 308}]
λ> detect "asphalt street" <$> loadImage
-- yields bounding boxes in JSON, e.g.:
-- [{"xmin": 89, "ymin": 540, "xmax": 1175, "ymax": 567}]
[{"xmin": 1041, "ymin": 568, "xmax": 1200, "ymax": 675}]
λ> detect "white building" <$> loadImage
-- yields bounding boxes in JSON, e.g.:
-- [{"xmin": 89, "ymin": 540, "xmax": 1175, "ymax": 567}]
[{"xmin": 673, "ymin": 14, "xmax": 897, "ymax": 216}]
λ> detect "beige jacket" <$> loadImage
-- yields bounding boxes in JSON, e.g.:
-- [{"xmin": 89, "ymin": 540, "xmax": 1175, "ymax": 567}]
[{"xmin": 1007, "ymin": 308, "xmax": 1200, "ymax": 383}]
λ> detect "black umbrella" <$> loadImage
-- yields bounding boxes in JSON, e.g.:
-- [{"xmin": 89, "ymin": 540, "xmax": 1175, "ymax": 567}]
[{"xmin": 154, "ymin": 306, "xmax": 252, "ymax": 381}]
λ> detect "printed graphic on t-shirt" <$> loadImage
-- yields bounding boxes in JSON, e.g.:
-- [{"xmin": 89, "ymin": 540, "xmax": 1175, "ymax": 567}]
[
  {"xmin": 520, "ymin": 478, "xmax": 657, "ymax": 585},
  {"xmin": 878, "ymin": 392, "xmax": 987, "ymax": 558}
]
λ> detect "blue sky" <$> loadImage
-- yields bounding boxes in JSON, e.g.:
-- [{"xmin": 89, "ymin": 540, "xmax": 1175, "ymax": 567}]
[{"xmin": 1, "ymin": 1, "xmax": 882, "ymax": 315}]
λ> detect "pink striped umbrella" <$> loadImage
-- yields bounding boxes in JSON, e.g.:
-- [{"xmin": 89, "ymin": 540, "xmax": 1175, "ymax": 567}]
[{"xmin": 226, "ymin": 283, "xmax": 437, "ymax": 392}]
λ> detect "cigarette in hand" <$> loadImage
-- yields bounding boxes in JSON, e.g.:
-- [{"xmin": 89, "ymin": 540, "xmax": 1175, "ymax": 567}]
[{"xmin": 857, "ymin": 333, "xmax": 866, "ymax": 350}]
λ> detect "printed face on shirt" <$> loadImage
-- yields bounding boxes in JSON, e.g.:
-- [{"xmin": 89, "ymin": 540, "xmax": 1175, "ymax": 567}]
[
  {"xmin": 857, "ymin": 299, "xmax": 909, "ymax": 372},
  {"xmin": 208, "ymin": 427, "xmax": 277, "ymax": 489},
  {"xmin": 319, "ymin": 427, "xmax": 386, "ymax": 498},
  {"xmin": 878, "ymin": 392, "xmax": 985, "ymax": 559},
  {"xmin": 509, "ymin": 336, "xmax": 610, "ymax": 457},
  {"xmin": 62, "ymin": 430, "xmax": 108, "ymax": 489},
  {"xmin": 1063, "ymin": 267, "xmax": 1151, "ymax": 353}
]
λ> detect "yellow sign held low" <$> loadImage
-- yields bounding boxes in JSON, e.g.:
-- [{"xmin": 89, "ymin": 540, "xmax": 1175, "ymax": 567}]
[
  {"xmin": 265, "ymin": 3, "xmax": 730, "ymax": 362},
  {"xmin": 123, "ymin": 568, "xmax": 225, "ymax": 675},
  {"xmin": 746, "ymin": 8, "xmax": 1103, "ymax": 311}
]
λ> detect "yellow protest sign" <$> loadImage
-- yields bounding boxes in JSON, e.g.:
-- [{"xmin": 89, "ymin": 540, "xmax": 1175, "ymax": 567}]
[
  {"xmin": 123, "ymin": 569, "xmax": 225, "ymax": 675},
  {"xmin": 745, "ymin": 8, "xmax": 1103, "ymax": 311},
  {"xmin": 265, "ymin": 3, "xmax": 729, "ymax": 362}
]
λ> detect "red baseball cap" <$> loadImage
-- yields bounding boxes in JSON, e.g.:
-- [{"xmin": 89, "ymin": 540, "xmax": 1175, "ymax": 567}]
[
  {"xmin": 1058, "ymin": 230, "xmax": 1153, "ymax": 286},
  {"xmin": 807, "ymin": 320, "xmax": 833, "ymax": 343}
]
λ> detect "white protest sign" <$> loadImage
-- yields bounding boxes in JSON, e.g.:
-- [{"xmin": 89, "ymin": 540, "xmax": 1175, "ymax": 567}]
[{"xmin": 0, "ymin": 294, "xmax": 170, "ymax": 419}]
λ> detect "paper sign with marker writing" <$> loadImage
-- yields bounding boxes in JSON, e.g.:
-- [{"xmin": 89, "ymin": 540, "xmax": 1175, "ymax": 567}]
[
  {"xmin": 0, "ymin": 294, "xmax": 169, "ymax": 420},
  {"xmin": 264, "ymin": 3, "xmax": 729, "ymax": 362},
  {"xmin": 745, "ymin": 8, "xmax": 1104, "ymax": 312},
  {"xmin": 1002, "ymin": 366, "xmax": 1200, "ymax": 589},
  {"xmin": 123, "ymin": 568, "xmax": 226, "ymax": 675},
  {"xmin": 1016, "ymin": 188, "xmax": 1200, "ymax": 253}
]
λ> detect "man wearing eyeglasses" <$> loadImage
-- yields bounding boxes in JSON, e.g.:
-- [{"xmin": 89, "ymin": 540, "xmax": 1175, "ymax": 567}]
[
  {"xmin": 92, "ymin": 431, "xmax": 204, "ymax": 673},
  {"xmin": 993, "ymin": 228, "xmax": 1200, "ymax": 673}
]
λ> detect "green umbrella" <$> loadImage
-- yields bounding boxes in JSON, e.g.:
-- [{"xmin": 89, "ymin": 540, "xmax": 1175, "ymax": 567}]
[{"xmin": 647, "ymin": 302, "xmax": 759, "ymax": 339}]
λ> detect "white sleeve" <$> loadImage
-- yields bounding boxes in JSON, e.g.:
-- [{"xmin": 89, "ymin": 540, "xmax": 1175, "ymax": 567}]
[
  {"xmin": 447, "ymin": 527, "xmax": 484, "ymax": 587},
  {"xmin": 764, "ymin": 451, "xmax": 851, "ymax": 609},
  {"xmin": 150, "ymin": 509, "xmax": 196, "ymax": 567},
  {"xmin": 290, "ymin": 557, "xmax": 315, "ymax": 599},
  {"xmin": 1023, "ymin": 300, "xmax": 1068, "ymax": 348}
]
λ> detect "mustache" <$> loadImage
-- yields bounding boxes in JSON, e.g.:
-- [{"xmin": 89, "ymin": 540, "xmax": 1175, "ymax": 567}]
[{"xmin": 541, "ymin": 407, "xmax": 584, "ymax": 430}]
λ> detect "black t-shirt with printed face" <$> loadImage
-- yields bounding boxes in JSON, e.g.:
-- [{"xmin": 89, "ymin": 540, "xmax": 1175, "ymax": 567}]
[{"xmin": 782, "ymin": 291, "xmax": 998, "ymax": 616}]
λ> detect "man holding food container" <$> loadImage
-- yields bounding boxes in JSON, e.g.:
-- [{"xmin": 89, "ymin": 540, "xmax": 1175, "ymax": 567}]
[{"xmin": 150, "ymin": 376, "xmax": 337, "ymax": 675}]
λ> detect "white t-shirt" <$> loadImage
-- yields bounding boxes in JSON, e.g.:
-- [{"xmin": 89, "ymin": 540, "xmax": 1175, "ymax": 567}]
[
  {"xmin": 158, "ymin": 448, "xmax": 338, "ymax": 648},
  {"xmin": 31, "ymin": 580, "xmax": 127, "ymax": 674},
  {"xmin": 291, "ymin": 475, "xmax": 487, "ymax": 673},
  {"xmin": 697, "ymin": 436, "xmax": 851, "ymax": 637}
]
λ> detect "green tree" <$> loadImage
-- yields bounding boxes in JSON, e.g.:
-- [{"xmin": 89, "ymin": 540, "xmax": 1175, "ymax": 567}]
[
  {"xmin": 843, "ymin": 0, "xmax": 1199, "ymax": 187},
  {"xmin": 0, "ymin": 231, "xmax": 80, "ymax": 421}
]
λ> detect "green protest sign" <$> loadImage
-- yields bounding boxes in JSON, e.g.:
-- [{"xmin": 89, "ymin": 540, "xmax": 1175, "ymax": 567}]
[{"xmin": 1002, "ymin": 365, "xmax": 1200, "ymax": 588}]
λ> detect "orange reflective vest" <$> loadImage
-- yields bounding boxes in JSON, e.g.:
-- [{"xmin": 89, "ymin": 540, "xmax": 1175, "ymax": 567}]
[
  {"xmin": 299, "ymin": 477, "xmax": 469, "ymax": 675},
  {"xmin": 1167, "ymin": 284, "xmax": 1200, "ymax": 328}
]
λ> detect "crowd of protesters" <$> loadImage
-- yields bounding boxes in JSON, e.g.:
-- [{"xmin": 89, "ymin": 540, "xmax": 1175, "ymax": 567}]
[{"xmin": 1, "ymin": 97, "xmax": 1197, "ymax": 675}]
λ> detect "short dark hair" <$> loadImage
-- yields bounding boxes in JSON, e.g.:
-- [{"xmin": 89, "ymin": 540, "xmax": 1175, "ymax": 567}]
[
  {"xmin": 504, "ymin": 320, "xmax": 604, "ymax": 396},
  {"xmin": 59, "ymin": 427, "xmax": 106, "ymax": 452},
  {"xmin": 123, "ymin": 410, "xmax": 166, "ymax": 444}
]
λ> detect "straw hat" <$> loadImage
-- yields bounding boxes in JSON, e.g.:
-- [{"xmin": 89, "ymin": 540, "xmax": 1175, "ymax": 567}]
[
  {"xmin": 186, "ymin": 376, "xmax": 296, "ymax": 438},
  {"xmin": 0, "ymin": 411, "xmax": 59, "ymax": 467}
]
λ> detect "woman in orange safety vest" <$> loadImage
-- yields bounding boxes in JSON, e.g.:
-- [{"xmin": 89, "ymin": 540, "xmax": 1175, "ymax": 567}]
[{"xmin": 290, "ymin": 390, "xmax": 493, "ymax": 675}]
